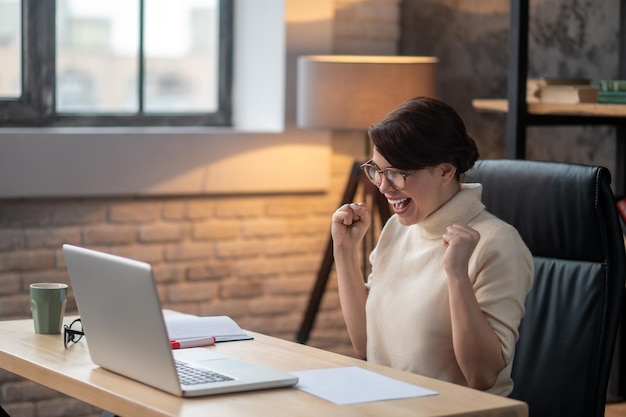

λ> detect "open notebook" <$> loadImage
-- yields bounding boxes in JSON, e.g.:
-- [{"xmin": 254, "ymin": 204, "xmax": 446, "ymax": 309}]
[
  {"xmin": 62, "ymin": 244, "xmax": 298, "ymax": 397},
  {"xmin": 164, "ymin": 314, "xmax": 253, "ymax": 343}
]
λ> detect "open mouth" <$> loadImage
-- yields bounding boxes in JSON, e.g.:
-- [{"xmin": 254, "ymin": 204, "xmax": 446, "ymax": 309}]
[{"xmin": 388, "ymin": 197, "xmax": 411, "ymax": 212}]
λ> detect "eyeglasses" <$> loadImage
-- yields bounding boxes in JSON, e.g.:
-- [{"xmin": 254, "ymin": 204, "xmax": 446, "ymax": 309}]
[
  {"xmin": 63, "ymin": 318, "xmax": 84, "ymax": 349},
  {"xmin": 360, "ymin": 160, "xmax": 420, "ymax": 191}
]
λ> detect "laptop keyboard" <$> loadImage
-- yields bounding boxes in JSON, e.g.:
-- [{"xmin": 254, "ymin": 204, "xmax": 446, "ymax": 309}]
[{"xmin": 175, "ymin": 360, "xmax": 235, "ymax": 385}]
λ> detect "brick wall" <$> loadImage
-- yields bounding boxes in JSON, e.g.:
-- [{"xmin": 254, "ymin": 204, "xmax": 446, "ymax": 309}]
[{"xmin": 0, "ymin": 1, "xmax": 401, "ymax": 416}]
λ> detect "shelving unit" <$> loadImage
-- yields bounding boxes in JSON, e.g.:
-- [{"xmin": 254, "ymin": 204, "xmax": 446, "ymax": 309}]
[
  {"xmin": 473, "ymin": 99, "xmax": 626, "ymax": 118},
  {"xmin": 473, "ymin": 0, "xmax": 626, "ymax": 403},
  {"xmin": 473, "ymin": 0, "xmax": 626, "ymax": 194}
]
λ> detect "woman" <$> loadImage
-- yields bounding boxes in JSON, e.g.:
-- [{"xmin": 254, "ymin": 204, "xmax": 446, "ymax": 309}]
[{"xmin": 331, "ymin": 97, "xmax": 533, "ymax": 396}]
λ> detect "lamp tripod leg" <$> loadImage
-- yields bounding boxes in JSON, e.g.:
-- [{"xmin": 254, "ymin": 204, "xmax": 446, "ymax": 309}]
[{"xmin": 296, "ymin": 161, "xmax": 391, "ymax": 344}]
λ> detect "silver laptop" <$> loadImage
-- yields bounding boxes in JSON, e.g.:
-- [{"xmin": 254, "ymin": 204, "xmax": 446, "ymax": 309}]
[{"xmin": 62, "ymin": 244, "xmax": 298, "ymax": 397}]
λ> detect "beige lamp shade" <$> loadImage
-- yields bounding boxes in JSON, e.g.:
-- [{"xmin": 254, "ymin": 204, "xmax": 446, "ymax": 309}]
[{"xmin": 297, "ymin": 55, "xmax": 438, "ymax": 130}]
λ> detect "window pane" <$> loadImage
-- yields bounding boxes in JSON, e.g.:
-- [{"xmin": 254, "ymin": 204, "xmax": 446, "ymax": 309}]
[
  {"xmin": 144, "ymin": 0, "xmax": 219, "ymax": 113},
  {"xmin": 0, "ymin": 0, "xmax": 21, "ymax": 98},
  {"xmin": 56, "ymin": 0, "xmax": 140, "ymax": 113}
]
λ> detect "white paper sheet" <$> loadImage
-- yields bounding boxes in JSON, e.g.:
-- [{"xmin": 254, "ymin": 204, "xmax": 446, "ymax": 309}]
[{"xmin": 291, "ymin": 367, "xmax": 438, "ymax": 405}]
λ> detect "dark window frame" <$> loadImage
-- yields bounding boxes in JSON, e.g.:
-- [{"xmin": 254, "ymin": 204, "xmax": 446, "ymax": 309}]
[{"xmin": 0, "ymin": 0, "xmax": 233, "ymax": 127}]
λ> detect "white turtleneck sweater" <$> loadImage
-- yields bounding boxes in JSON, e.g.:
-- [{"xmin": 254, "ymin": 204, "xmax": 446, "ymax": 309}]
[{"xmin": 365, "ymin": 183, "xmax": 533, "ymax": 396}]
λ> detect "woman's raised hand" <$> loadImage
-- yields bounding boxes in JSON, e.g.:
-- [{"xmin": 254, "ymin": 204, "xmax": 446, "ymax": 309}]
[
  {"xmin": 331, "ymin": 202, "xmax": 371, "ymax": 248},
  {"xmin": 442, "ymin": 223, "xmax": 480, "ymax": 279}
]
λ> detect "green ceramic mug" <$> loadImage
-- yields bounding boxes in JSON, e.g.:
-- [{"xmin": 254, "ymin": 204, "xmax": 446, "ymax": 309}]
[{"xmin": 30, "ymin": 283, "xmax": 68, "ymax": 334}]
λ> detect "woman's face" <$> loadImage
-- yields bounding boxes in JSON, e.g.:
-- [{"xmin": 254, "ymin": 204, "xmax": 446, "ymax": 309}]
[{"xmin": 371, "ymin": 148, "xmax": 456, "ymax": 226}]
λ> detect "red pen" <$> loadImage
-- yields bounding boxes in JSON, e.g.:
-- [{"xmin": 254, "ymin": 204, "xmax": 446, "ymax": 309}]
[{"xmin": 170, "ymin": 336, "xmax": 216, "ymax": 349}]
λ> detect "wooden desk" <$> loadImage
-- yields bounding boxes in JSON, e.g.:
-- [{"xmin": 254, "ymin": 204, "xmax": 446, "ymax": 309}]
[{"xmin": 0, "ymin": 317, "xmax": 527, "ymax": 417}]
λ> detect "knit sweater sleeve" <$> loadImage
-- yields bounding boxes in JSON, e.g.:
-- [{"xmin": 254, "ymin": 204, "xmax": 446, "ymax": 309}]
[{"xmin": 468, "ymin": 214, "xmax": 534, "ymax": 364}]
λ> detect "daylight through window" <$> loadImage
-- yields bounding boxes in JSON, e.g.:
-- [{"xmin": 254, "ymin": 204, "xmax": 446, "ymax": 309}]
[{"xmin": 0, "ymin": 0, "xmax": 232, "ymax": 127}]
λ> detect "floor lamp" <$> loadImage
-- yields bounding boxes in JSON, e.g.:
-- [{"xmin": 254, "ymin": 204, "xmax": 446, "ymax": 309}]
[{"xmin": 295, "ymin": 55, "xmax": 438, "ymax": 344}]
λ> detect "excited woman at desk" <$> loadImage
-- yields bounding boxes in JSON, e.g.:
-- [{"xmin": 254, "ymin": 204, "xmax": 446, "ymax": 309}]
[{"xmin": 331, "ymin": 97, "xmax": 533, "ymax": 396}]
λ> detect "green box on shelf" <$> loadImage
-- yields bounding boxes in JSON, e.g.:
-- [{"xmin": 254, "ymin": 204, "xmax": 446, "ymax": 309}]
[
  {"xmin": 600, "ymin": 80, "xmax": 626, "ymax": 92},
  {"xmin": 598, "ymin": 90, "xmax": 626, "ymax": 104}
]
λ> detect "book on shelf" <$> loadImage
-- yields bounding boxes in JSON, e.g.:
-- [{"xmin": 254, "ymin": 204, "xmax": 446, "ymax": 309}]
[
  {"xmin": 537, "ymin": 85, "xmax": 598, "ymax": 104},
  {"xmin": 600, "ymin": 80, "xmax": 626, "ymax": 92},
  {"xmin": 598, "ymin": 91, "xmax": 626, "ymax": 104},
  {"xmin": 526, "ymin": 78, "xmax": 591, "ymax": 102}
]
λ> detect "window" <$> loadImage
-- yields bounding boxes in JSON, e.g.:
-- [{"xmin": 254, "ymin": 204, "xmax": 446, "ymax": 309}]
[
  {"xmin": 0, "ymin": 0, "xmax": 21, "ymax": 99},
  {"xmin": 0, "ymin": 0, "xmax": 233, "ymax": 127}
]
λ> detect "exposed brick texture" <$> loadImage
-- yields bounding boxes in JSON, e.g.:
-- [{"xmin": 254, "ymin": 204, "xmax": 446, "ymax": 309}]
[{"xmin": 0, "ymin": 1, "xmax": 397, "ymax": 414}]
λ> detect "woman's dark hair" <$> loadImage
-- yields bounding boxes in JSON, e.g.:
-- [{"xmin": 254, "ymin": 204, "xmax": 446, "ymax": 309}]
[{"xmin": 367, "ymin": 96, "xmax": 479, "ymax": 178}]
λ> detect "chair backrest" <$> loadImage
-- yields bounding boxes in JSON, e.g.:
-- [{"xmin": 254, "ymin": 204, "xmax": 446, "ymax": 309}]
[{"xmin": 464, "ymin": 159, "xmax": 625, "ymax": 417}]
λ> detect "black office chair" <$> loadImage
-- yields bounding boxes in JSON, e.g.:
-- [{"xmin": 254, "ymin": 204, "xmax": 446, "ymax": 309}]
[{"xmin": 464, "ymin": 159, "xmax": 625, "ymax": 417}]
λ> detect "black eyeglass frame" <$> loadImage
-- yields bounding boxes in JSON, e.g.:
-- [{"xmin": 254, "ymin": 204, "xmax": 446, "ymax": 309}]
[
  {"xmin": 63, "ymin": 318, "xmax": 84, "ymax": 349},
  {"xmin": 360, "ymin": 160, "xmax": 421, "ymax": 191}
]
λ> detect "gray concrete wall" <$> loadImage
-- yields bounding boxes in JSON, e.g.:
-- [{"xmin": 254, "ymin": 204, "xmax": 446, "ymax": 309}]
[{"xmin": 401, "ymin": 0, "xmax": 621, "ymax": 184}]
